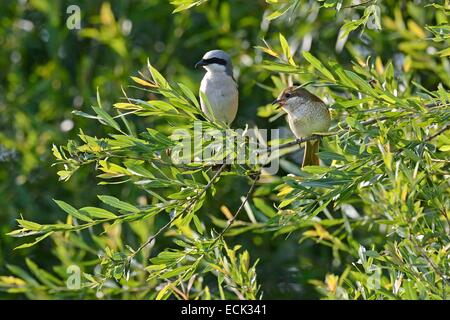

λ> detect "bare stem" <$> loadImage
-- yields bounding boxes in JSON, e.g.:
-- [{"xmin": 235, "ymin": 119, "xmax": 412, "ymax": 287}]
[
  {"xmin": 132, "ymin": 163, "xmax": 227, "ymax": 257},
  {"xmin": 265, "ymin": 103, "xmax": 447, "ymax": 154},
  {"xmin": 209, "ymin": 171, "xmax": 260, "ymax": 249},
  {"xmin": 425, "ymin": 123, "xmax": 450, "ymax": 142}
]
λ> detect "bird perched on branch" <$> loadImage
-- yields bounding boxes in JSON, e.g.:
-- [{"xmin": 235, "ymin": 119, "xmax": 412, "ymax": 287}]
[
  {"xmin": 273, "ymin": 86, "xmax": 330, "ymax": 167},
  {"xmin": 195, "ymin": 50, "xmax": 238, "ymax": 125}
]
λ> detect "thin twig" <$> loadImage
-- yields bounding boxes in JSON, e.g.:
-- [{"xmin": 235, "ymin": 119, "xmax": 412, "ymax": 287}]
[
  {"xmin": 265, "ymin": 135, "xmax": 322, "ymax": 153},
  {"xmin": 344, "ymin": 0, "xmax": 375, "ymax": 9},
  {"xmin": 360, "ymin": 115, "xmax": 389, "ymax": 126},
  {"xmin": 209, "ymin": 171, "xmax": 261, "ymax": 249},
  {"xmin": 265, "ymin": 103, "xmax": 448, "ymax": 154},
  {"xmin": 425, "ymin": 123, "xmax": 450, "ymax": 142},
  {"xmin": 132, "ymin": 163, "xmax": 227, "ymax": 257},
  {"xmin": 264, "ymin": 115, "xmax": 390, "ymax": 153},
  {"xmin": 409, "ymin": 235, "xmax": 447, "ymax": 282}
]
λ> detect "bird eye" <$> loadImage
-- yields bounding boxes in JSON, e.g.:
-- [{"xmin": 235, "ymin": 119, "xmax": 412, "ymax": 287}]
[{"xmin": 285, "ymin": 93, "xmax": 291, "ymax": 98}]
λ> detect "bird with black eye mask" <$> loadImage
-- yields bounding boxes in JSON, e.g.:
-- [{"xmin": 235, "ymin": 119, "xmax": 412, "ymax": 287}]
[
  {"xmin": 273, "ymin": 86, "xmax": 331, "ymax": 167},
  {"xmin": 195, "ymin": 50, "xmax": 238, "ymax": 126}
]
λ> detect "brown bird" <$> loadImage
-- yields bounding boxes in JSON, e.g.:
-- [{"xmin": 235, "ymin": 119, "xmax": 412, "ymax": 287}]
[{"xmin": 273, "ymin": 86, "xmax": 331, "ymax": 167}]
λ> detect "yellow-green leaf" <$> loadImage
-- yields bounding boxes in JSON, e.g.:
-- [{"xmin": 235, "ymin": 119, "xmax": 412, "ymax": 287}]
[{"xmin": 302, "ymin": 51, "xmax": 336, "ymax": 81}]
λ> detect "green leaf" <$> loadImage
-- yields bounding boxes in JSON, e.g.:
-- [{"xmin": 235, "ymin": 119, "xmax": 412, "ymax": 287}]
[
  {"xmin": 266, "ymin": 8, "xmax": 289, "ymax": 21},
  {"xmin": 437, "ymin": 47, "xmax": 450, "ymax": 57},
  {"xmin": 340, "ymin": 20, "xmax": 363, "ymax": 39},
  {"xmin": 199, "ymin": 91, "xmax": 218, "ymax": 123},
  {"xmin": 98, "ymin": 195, "xmax": 140, "ymax": 213},
  {"xmin": 125, "ymin": 162, "xmax": 155, "ymax": 178},
  {"xmin": 148, "ymin": 60, "xmax": 170, "ymax": 89},
  {"xmin": 130, "ymin": 76, "xmax": 156, "ymax": 87},
  {"xmin": 301, "ymin": 166, "xmax": 332, "ymax": 174},
  {"xmin": 151, "ymin": 251, "xmax": 185, "ymax": 264},
  {"xmin": 302, "ymin": 51, "xmax": 336, "ymax": 81},
  {"xmin": 6, "ymin": 265, "xmax": 39, "ymax": 286},
  {"xmin": 279, "ymin": 33, "xmax": 295, "ymax": 65},
  {"xmin": 52, "ymin": 144, "xmax": 63, "ymax": 160},
  {"xmin": 155, "ymin": 282, "xmax": 172, "ymax": 300},
  {"xmin": 344, "ymin": 70, "xmax": 377, "ymax": 96},
  {"xmin": 261, "ymin": 61, "xmax": 301, "ymax": 73},
  {"xmin": 160, "ymin": 265, "xmax": 192, "ymax": 279},
  {"xmin": 404, "ymin": 280, "xmax": 418, "ymax": 300},
  {"xmin": 17, "ymin": 219, "xmax": 43, "ymax": 231},
  {"xmin": 25, "ymin": 258, "xmax": 62, "ymax": 287},
  {"xmin": 177, "ymin": 82, "xmax": 200, "ymax": 109},
  {"xmin": 92, "ymin": 106, "xmax": 121, "ymax": 132},
  {"xmin": 54, "ymin": 200, "xmax": 93, "ymax": 222},
  {"xmin": 192, "ymin": 214, "xmax": 204, "ymax": 235},
  {"xmin": 253, "ymin": 198, "xmax": 276, "ymax": 218},
  {"xmin": 146, "ymin": 128, "xmax": 174, "ymax": 147},
  {"xmin": 14, "ymin": 232, "xmax": 54, "ymax": 250},
  {"xmin": 80, "ymin": 207, "xmax": 117, "ymax": 219},
  {"xmin": 318, "ymin": 151, "xmax": 347, "ymax": 162}
]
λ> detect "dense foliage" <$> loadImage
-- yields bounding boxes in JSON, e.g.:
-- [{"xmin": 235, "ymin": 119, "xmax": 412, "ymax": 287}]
[{"xmin": 1, "ymin": 0, "xmax": 449, "ymax": 300}]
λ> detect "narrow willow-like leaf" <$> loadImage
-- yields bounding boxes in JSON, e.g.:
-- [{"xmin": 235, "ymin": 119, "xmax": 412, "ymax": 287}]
[
  {"xmin": 54, "ymin": 200, "xmax": 93, "ymax": 222},
  {"xmin": 302, "ymin": 51, "xmax": 336, "ymax": 81},
  {"xmin": 80, "ymin": 207, "xmax": 117, "ymax": 219},
  {"xmin": 98, "ymin": 195, "xmax": 140, "ymax": 213}
]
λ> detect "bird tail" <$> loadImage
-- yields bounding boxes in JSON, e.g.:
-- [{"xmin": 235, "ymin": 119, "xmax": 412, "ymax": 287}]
[{"xmin": 302, "ymin": 140, "xmax": 320, "ymax": 167}]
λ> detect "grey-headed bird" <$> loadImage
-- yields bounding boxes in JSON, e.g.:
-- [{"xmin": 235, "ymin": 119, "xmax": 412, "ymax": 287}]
[
  {"xmin": 195, "ymin": 50, "xmax": 238, "ymax": 125},
  {"xmin": 273, "ymin": 86, "xmax": 331, "ymax": 167}
]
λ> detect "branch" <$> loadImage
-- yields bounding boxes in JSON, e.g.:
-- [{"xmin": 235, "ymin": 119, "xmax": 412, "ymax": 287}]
[
  {"xmin": 266, "ymin": 102, "xmax": 447, "ymax": 154},
  {"xmin": 264, "ymin": 116, "xmax": 390, "ymax": 154},
  {"xmin": 409, "ymin": 234, "xmax": 448, "ymax": 283},
  {"xmin": 359, "ymin": 115, "xmax": 389, "ymax": 126},
  {"xmin": 344, "ymin": 0, "xmax": 375, "ymax": 9},
  {"xmin": 425, "ymin": 123, "xmax": 450, "ymax": 142},
  {"xmin": 209, "ymin": 171, "xmax": 260, "ymax": 249},
  {"xmin": 265, "ymin": 135, "xmax": 323, "ymax": 153},
  {"xmin": 132, "ymin": 163, "xmax": 227, "ymax": 257}
]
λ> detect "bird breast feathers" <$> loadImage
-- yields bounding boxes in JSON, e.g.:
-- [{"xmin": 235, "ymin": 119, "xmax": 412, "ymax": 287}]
[
  {"xmin": 200, "ymin": 74, "xmax": 238, "ymax": 105},
  {"xmin": 287, "ymin": 101, "xmax": 330, "ymax": 136}
]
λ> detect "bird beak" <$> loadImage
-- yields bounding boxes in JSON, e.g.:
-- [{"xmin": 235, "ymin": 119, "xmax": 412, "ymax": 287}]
[
  {"xmin": 272, "ymin": 98, "xmax": 285, "ymax": 109},
  {"xmin": 195, "ymin": 59, "xmax": 207, "ymax": 69}
]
